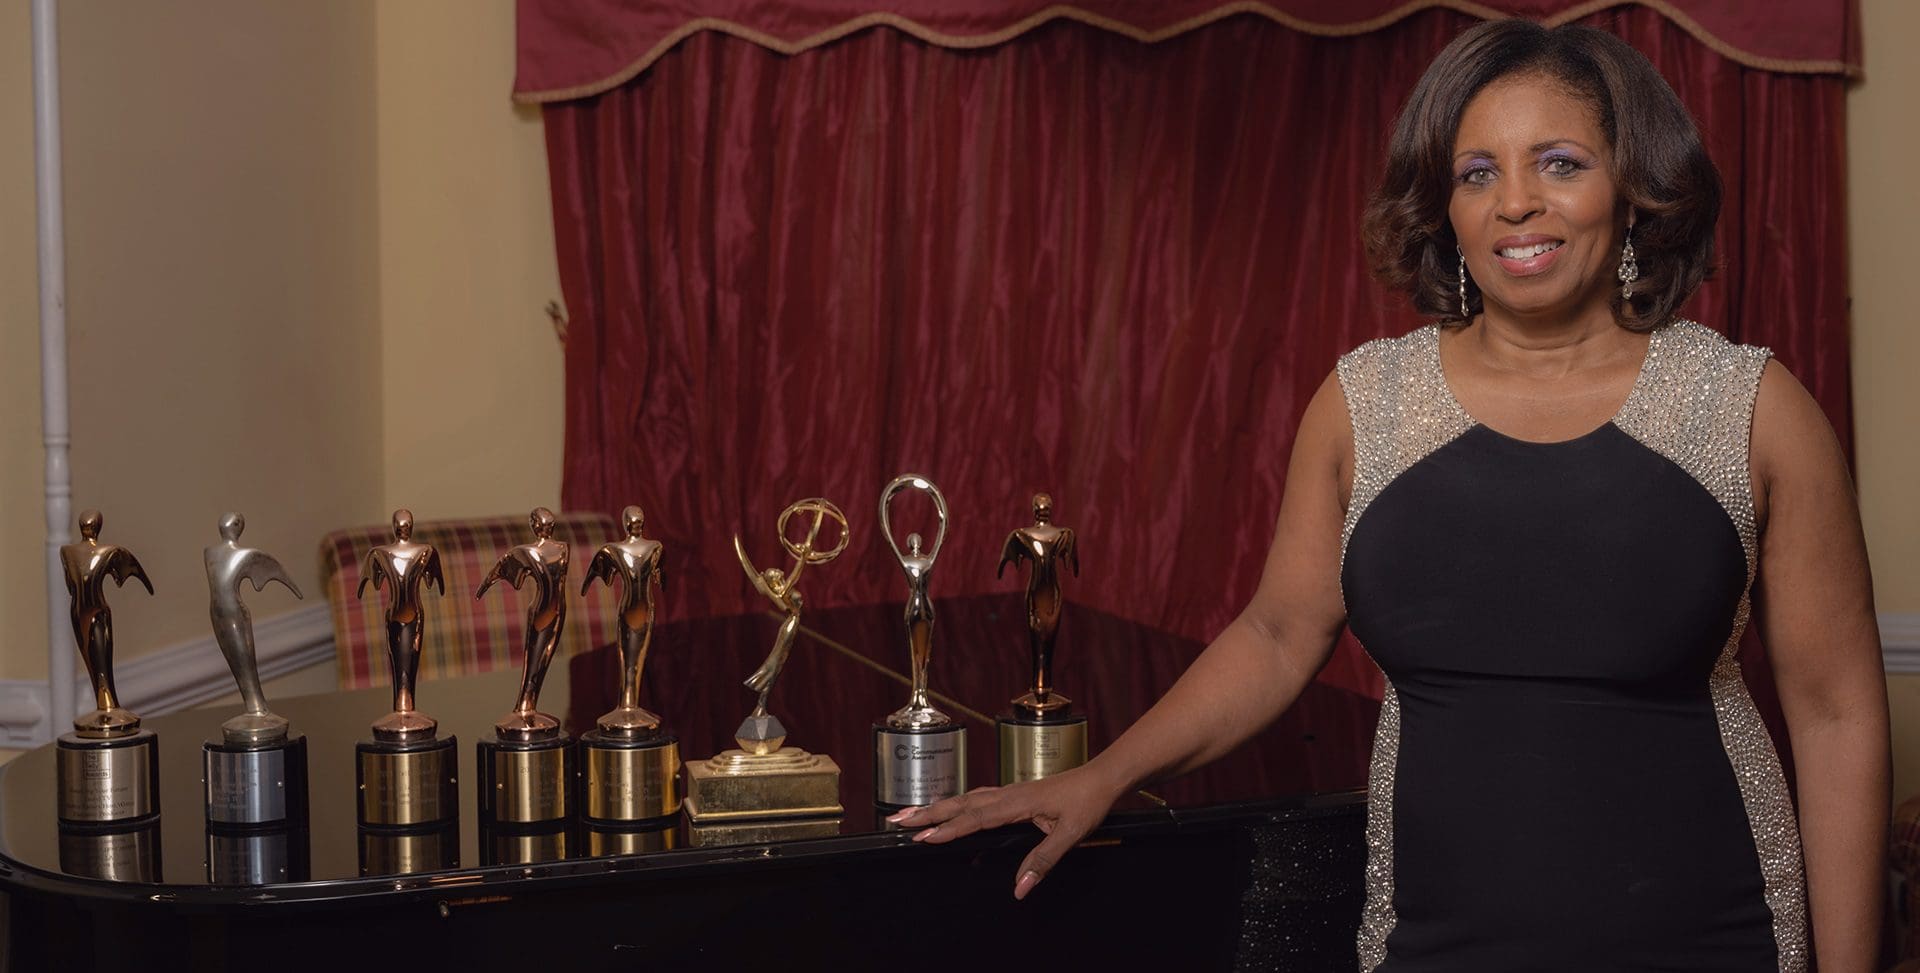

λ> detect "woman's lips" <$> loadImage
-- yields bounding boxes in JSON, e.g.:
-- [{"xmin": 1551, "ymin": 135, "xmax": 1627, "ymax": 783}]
[{"xmin": 1493, "ymin": 239, "xmax": 1564, "ymax": 277}]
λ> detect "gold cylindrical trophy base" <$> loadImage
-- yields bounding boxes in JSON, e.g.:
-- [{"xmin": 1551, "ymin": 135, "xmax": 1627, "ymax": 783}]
[
  {"xmin": 997, "ymin": 712, "xmax": 1090, "ymax": 785},
  {"xmin": 356, "ymin": 735, "xmax": 459, "ymax": 827},
  {"xmin": 58, "ymin": 819, "xmax": 163, "ymax": 881},
  {"xmin": 56, "ymin": 728, "xmax": 160, "ymax": 825},
  {"xmin": 684, "ymin": 749, "xmax": 842, "ymax": 821},
  {"xmin": 479, "ymin": 821, "xmax": 573, "ymax": 866},
  {"xmin": 586, "ymin": 820, "xmax": 679, "ymax": 856},
  {"xmin": 477, "ymin": 735, "xmax": 572, "ymax": 825},
  {"xmin": 580, "ymin": 729, "xmax": 680, "ymax": 824},
  {"xmin": 357, "ymin": 821, "xmax": 459, "ymax": 877}
]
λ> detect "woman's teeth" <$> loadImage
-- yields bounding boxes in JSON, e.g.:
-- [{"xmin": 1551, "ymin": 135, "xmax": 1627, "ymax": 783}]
[{"xmin": 1498, "ymin": 241, "xmax": 1563, "ymax": 259}]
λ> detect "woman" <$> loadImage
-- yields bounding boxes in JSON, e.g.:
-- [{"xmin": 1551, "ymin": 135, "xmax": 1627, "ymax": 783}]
[{"xmin": 892, "ymin": 20, "xmax": 1888, "ymax": 971}]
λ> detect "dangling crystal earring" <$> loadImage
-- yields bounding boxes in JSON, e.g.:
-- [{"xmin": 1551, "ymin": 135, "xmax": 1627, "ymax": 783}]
[
  {"xmin": 1456, "ymin": 246, "xmax": 1470, "ymax": 319},
  {"xmin": 1617, "ymin": 227, "xmax": 1639, "ymax": 300}
]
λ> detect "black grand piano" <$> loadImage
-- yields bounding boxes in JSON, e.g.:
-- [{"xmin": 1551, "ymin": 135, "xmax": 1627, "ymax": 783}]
[{"xmin": 0, "ymin": 596, "xmax": 1377, "ymax": 971}]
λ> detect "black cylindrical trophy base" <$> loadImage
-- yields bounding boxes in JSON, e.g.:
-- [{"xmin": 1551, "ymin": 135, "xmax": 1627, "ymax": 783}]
[
  {"xmin": 479, "ymin": 820, "xmax": 574, "ymax": 866},
  {"xmin": 355, "ymin": 735, "xmax": 459, "ymax": 827},
  {"xmin": 580, "ymin": 729, "xmax": 680, "ymax": 825},
  {"xmin": 872, "ymin": 723, "xmax": 966, "ymax": 808},
  {"xmin": 203, "ymin": 736, "xmax": 308, "ymax": 826},
  {"xmin": 205, "ymin": 823, "xmax": 311, "ymax": 885},
  {"xmin": 587, "ymin": 819, "xmax": 679, "ymax": 856},
  {"xmin": 57, "ymin": 819, "xmax": 162, "ymax": 881},
  {"xmin": 477, "ymin": 735, "xmax": 572, "ymax": 826},
  {"xmin": 357, "ymin": 821, "xmax": 459, "ymax": 877},
  {"xmin": 997, "ymin": 711, "xmax": 1090, "ymax": 785},
  {"xmin": 56, "ymin": 728, "xmax": 160, "ymax": 825}
]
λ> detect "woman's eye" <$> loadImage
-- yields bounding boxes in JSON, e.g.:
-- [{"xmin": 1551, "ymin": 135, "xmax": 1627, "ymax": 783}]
[
  {"xmin": 1458, "ymin": 166, "xmax": 1494, "ymax": 185},
  {"xmin": 1543, "ymin": 157, "xmax": 1581, "ymax": 176}
]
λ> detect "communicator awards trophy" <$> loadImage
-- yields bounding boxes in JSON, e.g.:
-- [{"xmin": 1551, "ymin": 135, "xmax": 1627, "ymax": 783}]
[
  {"xmin": 55, "ymin": 510, "xmax": 160, "ymax": 825},
  {"xmin": 578, "ymin": 504, "xmax": 680, "ymax": 824},
  {"xmin": 201, "ymin": 513, "xmax": 309, "ymax": 827},
  {"xmin": 475, "ymin": 507, "xmax": 574, "ymax": 827},
  {"xmin": 685, "ymin": 498, "xmax": 847, "ymax": 823},
  {"xmin": 353, "ymin": 509, "xmax": 459, "ymax": 827},
  {"xmin": 872, "ymin": 475, "xmax": 965, "ymax": 808},
  {"xmin": 995, "ymin": 493, "xmax": 1088, "ymax": 783}
]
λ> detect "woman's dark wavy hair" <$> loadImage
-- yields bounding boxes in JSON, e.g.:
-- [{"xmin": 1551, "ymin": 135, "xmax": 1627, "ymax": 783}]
[{"xmin": 1361, "ymin": 20, "xmax": 1721, "ymax": 331}]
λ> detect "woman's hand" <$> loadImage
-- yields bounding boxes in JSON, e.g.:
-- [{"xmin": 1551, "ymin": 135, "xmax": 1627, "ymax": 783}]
[{"xmin": 886, "ymin": 764, "xmax": 1127, "ymax": 900}]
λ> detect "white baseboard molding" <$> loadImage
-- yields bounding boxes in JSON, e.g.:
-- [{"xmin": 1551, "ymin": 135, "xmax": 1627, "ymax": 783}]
[
  {"xmin": 0, "ymin": 604, "xmax": 335, "ymax": 748},
  {"xmin": 1883, "ymin": 613, "xmax": 1920, "ymax": 675}
]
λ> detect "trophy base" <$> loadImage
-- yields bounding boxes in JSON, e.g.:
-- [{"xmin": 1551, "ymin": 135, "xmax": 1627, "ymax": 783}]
[
  {"xmin": 997, "ymin": 711, "xmax": 1090, "ymax": 785},
  {"xmin": 205, "ymin": 822, "xmax": 311, "ymax": 885},
  {"xmin": 872, "ymin": 723, "xmax": 966, "ymax": 808},
  {"xmin": 56, "ymin": 728, "xmax": 160, "ymax": 825},
  {"xmin": 476, "ymin": 734, "xmax": 572, "ymax": 826},
  {"xmin": 57, "ymin": 819, "xmax": 163, "ymax": 881},
  {"xmin": 356, "ymin": 734, "xmax": 459, "ymax": 827},
  {"xmin": 687, "ymin": 814, "xmax": 842, "ymax": 848},
  {"xmin": 203, "ymin": 735, "xmax": 308, "ymax": 826},
  {"xmin": 684, "ymin": 748, "xmax": 842, "ymax": 822},
  {"xmin": 479, "ymin": 820, "xmax": 573, "ymax": 866},
  {"xmin": 587, "ymin": 819, "xmax": 680, "ymax": 856},
  {"xmin": 357, "ymin": 820, "xmax": 460, "ymax": 876},
  {"xmin": 580, "ymin": 729, "xmax": 681, "ymax": 825}
]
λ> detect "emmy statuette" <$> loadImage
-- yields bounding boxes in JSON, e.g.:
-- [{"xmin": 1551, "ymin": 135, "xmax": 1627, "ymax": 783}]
[
  {"xmin": 353, "ymin": 509, "xmax": 459, "ymax": 827},
  {"xmin": 474, "ymin": 507, "xmax": 575, "ymax": 827},
  {"xmin": 578, "ymin": 504, "xmax": 680, "ymax": 824},
  {"xmin": 995, "ymin": 493, "xmax": 1089, "ymax": 783},
  {"xmin": 872, "ymin": 475, "xmax": 966, "ymax": 808},
  {"xmin": 55, "ymin": 510, "xmax": 161, "ymax": 825},
  {"xmin": 684, "ymin": 498, "xmax": 848, "ymax": 824},
  {"xmin": 200, "ymin": 513, "xmax": 309, "ymax": 827}
]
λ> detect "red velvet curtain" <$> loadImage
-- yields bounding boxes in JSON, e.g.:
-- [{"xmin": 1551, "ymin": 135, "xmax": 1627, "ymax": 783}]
[{"xmin": 541, "ymin": 7, "xmax": 1851, "ymax": 698}]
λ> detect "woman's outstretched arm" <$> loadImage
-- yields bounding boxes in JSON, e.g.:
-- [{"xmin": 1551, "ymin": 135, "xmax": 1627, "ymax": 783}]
[{"xmin": 891, "ymin": 370, "xmax": 1354, "ymax": 898}]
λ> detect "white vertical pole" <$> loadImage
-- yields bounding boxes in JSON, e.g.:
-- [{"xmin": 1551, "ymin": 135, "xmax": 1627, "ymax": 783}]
[{"xmin": 32, "ymin": 0, "xmax": 76, "ymax": 736}]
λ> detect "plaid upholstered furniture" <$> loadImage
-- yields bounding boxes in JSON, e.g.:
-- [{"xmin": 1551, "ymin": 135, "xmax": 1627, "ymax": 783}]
[{"xmin": 320, "ymin": 511, "xmax": 621, "ymax": 690}]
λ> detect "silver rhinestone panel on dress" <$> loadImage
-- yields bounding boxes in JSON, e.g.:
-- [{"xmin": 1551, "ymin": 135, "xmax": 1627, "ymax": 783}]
[
  {"xmin": 1334, "ymin": 326, "xmax": 1472, "ymax": 970},
  {"xmin": 1356, "ymin": 684, "xmax": 1401, "ymax": 972},
  {"xmin": 1614, "ymin": 320, "xmax": 1807, "ymax": 972}
]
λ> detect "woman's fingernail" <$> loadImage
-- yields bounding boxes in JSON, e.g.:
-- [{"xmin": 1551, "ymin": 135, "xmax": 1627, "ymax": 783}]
[
  {"xmin": 911, "ymin": 827, "xmax": 938, "ymax": 842},
  {"xmin": 885, "ymin": 810, "xmax": 909, "ymax": 823},
  {"xmin": 1014, "ymin": 870, "xmax": 1039, "ymax": 899}
]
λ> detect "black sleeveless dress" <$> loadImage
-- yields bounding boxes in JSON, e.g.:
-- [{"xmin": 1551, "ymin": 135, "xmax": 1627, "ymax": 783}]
[{"xmin": 1336, "ymin": 321, "xmax": 1807, "ymax": 972}]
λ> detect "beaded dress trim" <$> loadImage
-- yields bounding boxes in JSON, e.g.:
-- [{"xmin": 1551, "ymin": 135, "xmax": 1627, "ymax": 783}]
[{"xmin": 1333, "ymin": 321, "xmax": 1805, "ymax": 972}]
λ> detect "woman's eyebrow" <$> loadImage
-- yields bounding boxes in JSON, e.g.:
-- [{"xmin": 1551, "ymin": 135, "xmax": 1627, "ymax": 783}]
[{"xmin": 1532, "ymin": 138, "xmax": 1598, "ymax": 154}]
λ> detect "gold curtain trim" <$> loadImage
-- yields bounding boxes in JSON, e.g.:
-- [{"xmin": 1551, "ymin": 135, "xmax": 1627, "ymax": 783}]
[{"xmin": 514, "ymin": 0, "xmax": 1854, "ymax": 104}]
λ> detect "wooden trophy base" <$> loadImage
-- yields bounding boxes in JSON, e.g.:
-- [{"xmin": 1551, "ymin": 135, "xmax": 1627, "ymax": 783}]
[
  {"xmin": 56, "ymin": 728, "xmax": 160, "ymax": 826},
  {"xmin": 997, "ymin": 711, "xmax": 1089, "ymax": 785},
  {"xmin": 203, "ymin": 735, "xmax": 308, "ymax": 826},
  {"xmin": 476, "ymin": 734, "xmax": 572, "ymax": 826},
  {"xmin": 580, "ymin": 729, "xmax": 681, "ymax": 825},
  {"xmin": 355, "ymin": 734, "xmax": 459, "ymax": 827}
]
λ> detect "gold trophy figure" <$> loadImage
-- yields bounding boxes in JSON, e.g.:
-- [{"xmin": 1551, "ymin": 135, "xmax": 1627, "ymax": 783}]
[
  {"xmin": 202, "ymin": 513, "xmax": 310, "ymax": 828},
  {"xmin": 578, "ymin": 504, "xmax": 681, "ymax": 824},
  {"xmin": 872, "ymin": 474, "xmax": 966, "ymax": 808},
  {"xmin": 474, "ymin": 507, "xmax": 574, "ymax": 826},
  {"xmin": 353, "ymin": 509, "xmax": 459, "ymax": 828},
  {"xmin": 995, "ymin": 493, "xmax": 1090, "ymax": 783},
  {"xmin": 55, "ymin": 510, "xmax": 161, "ymax": 824},
  {"xmin": 684, "ymin": 498, "xmax": 847, "ymax": 831}
]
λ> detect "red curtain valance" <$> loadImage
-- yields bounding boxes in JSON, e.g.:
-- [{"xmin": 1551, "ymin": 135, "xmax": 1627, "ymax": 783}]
[{"xmin": 514, "ymin": 0, "xmax": 1861, "ymax": 102}]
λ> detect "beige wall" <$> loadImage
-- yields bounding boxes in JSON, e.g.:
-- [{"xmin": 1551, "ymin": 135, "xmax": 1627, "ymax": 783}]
[
  {"xmin": 0, "ymin": 2, "xmax": 562, "ymax": 689},
  {"xmin": 1852, "ymin": 0, "xmax": 1920, "ymax": 801},
  {"xmin": 375, "ymin": 2, "xmax": 564, "ymax": 521},
  {"xmin": 0, "ymin": 4, "xmax": 47, "ymax": 679},
  {"xmin": 51, "ymin": 1, "xmax": 386, "ymax": 659}
]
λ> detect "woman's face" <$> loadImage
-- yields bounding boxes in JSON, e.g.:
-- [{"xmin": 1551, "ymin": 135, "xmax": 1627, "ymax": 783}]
[{"xmin": 1448, "ymin": 72, "xmax": 1625, "ymax": 323}]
